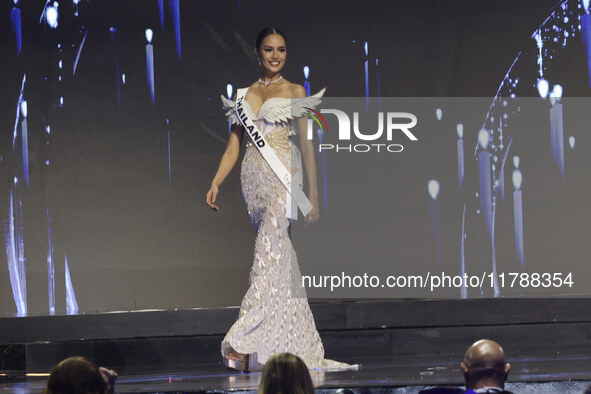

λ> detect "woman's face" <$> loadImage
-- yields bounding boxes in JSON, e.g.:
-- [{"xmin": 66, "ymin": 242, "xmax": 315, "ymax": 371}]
[{"xmin": 256, "ymin": 34, "xmax": 286, "ymax": 73}]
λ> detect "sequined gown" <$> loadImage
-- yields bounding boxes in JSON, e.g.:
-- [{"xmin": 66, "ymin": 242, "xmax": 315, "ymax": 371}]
[{"xmin": 219, "ymin": 87, "xmax": 352, "ymax": 370}]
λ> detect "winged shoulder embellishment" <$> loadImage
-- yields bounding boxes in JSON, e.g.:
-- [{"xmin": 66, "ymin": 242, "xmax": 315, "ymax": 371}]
[
  {"xmin": 220, "ymin": 95, "xmax": 240, "ymax": 125},
  {"xmin": 263, "ymin": 87, "xmax": 324, "ymax": 124},
  {"xmin": 291, "ymin": 87, "xmax": 326, "ymax": 117},
  {"xmin": 220, "ymin": 87, "xmax": 326, "ymax": 125}
]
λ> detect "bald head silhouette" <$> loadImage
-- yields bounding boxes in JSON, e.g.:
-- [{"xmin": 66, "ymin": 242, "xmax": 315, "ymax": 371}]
[{"xmin": 460, "ymin": 339, "xmax": 511, "ymax": 390}]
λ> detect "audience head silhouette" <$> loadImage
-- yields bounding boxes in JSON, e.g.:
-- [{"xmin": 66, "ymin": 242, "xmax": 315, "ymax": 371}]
[
  {"xmin": 45, "ymin": 356, "xmax": 107, "ymax": 394},
  {"xmin": 258, "ymin": 353, "xmax": 314, "ymax": 394},
  {"xmin": 461, "ymin": 339, "xmax": 511, "ymax": 391}
]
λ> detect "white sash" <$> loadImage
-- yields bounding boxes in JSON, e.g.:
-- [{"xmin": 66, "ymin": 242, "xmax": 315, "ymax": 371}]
[{"xmin": 235, "ymin": 88, "xmax": 313, "ymax": 218}]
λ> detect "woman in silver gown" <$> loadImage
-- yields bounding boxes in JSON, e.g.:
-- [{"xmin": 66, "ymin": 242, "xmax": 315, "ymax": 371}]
[{"xmin": 206, "ymin": 27, "xmax": 353, "ymax": 371}]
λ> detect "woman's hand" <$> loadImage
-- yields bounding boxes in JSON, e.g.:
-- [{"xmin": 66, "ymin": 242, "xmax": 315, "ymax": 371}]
[
  {"xmin": 304, "ymin": 198, "xmax": 319, "ymax": 226},
  {"xmin": 99, "ymin": 366, "xmax": 117, "ymax": 394},
  {"xmin": 206, "ymin": 185, "xmax": 220, "ymax": 211},
  {"xmin": 206, "ymin": 124, "xmax": 243, "ymax": 212}
]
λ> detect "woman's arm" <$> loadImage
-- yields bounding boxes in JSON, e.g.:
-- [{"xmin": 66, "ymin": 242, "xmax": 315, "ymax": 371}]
[
  {"xmin": 292, "ymin": 84, "xmax": 319, "ymax": 225},
  {"xmin": 206, "ymin": 123, "xmax": 244, "ymax": 210}
]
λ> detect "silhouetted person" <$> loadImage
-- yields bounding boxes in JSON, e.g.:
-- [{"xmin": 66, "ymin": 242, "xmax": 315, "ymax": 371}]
[
  {"xmin": 258, "ymin": 353, "xmax": 314, "ymax": 394},
  {"xmin": 461, "ymin": 339, "xmax": 512, "ymax": 394},
  {"xmin": 45, "ymin": 356, "xmax": 117, "ymax": 394}
]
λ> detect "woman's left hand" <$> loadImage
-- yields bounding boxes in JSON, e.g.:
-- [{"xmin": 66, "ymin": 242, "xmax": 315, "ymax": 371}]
[
  {"xmin": 99, "ymin": 366, "xmax": 118, "ymax": 394},
  {"xmin": 304, "ymin": 199, "xmax": 319, "ymax": 226}
]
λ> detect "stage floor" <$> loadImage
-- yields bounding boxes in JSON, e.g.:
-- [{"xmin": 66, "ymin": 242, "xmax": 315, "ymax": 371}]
[
  {"xmin": 2, "ymin": 299, "xmax": 591, "ymax": 392},
  {"xmin": 2, "ymin": 353, "xmax": 590, "ymax": 393}
]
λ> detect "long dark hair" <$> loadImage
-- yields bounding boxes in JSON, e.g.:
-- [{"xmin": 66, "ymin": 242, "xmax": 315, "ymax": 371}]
[
  {"xmin": 255, "ymin": 27, "xmax": 287, "ymax": 50},
  {"xmin": 258, "ymin": 353, "xmax": 314, "ymax": 394}
]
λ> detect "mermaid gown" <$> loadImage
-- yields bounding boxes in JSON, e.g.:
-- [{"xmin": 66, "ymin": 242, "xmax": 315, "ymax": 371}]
[{"xmin": 219, "ymin": 87, "xmax": 353, "ymax": 370}]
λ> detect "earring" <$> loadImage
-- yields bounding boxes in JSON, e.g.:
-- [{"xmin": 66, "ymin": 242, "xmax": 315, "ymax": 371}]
[{"xmin": 258, "ymin": 57, "xmax": 261, "ymax": 65}]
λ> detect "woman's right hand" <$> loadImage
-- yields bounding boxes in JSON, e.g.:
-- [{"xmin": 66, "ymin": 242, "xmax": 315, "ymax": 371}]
[{"xmin": 206, "ymin": 185, "xmax": 220, "ymax": 211}]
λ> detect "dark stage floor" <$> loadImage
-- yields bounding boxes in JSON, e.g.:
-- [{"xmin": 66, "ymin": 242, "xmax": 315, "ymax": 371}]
[
  {"xmin": 2, "ymin": 299, "xmax": 591, "ymax": 393},
  {"xmin": 2, "ymin": 353, "xmax": 590, "ymax": 393}
]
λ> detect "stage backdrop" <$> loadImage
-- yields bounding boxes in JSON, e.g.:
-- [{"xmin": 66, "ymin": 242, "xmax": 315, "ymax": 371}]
[{"xmin": 1, "ymin": 0, "xmax": 587, "ymax": 316}]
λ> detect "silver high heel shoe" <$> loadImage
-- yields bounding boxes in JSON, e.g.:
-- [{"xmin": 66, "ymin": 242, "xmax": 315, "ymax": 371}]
[{"xmin": 223, "ymin": 352, "xmax": 251, "ymax": 373}]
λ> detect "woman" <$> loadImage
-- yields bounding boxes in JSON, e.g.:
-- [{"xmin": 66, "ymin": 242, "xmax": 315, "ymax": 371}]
[
  {"xmin": 206, "ymin": 27, "xmax": 352, "ymax": 371},
  {"xmin": 258, "ymin": 353, "xmax": 314, "ymax": 394}
]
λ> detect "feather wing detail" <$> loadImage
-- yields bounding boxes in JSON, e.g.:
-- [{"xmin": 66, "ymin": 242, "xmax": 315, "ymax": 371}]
[
  {"xmin": 263, "ymin": 87, "xmax": 327, "ymax": 125},
  {"xmin": 220, "ymin": 95, "xmax": 239, "ymax": 124}
]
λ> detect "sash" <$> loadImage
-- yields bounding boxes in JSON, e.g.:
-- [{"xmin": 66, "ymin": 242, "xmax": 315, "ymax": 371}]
[{"xmin": 235, "ymin": 88, "xmax": 313, "ymax": 218}]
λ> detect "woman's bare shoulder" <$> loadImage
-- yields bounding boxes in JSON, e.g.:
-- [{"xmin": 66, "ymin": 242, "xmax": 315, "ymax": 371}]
[{"xmin": 288, "ymin": 82, "xmax": 307, "ymax": 98}]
